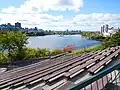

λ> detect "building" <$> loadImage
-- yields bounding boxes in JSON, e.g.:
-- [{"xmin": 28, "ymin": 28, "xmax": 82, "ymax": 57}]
[
  {"xmin": 101, "ymin": 24, "xmax": 120, "ymax": 37},
  {"xmin": 15, "ymin": 22, "xmax": 21, "ymax": 28},
  {"xmin": 105, "ymin": 24, "xmax": 109, "ymax": 32}
]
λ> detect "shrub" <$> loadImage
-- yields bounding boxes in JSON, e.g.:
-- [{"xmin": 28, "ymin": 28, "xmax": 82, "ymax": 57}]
[
  {"xmin": 25, "ymin": 48, "xmax": 51, "ymax": 59},
  {"xmin": 35, "ymin": 48, "xmax": 51, "ymax": 58},
  {"xmin": 0, "ymin": 53, "xmax": 9, "ymax": 64},
  {"xmin": 63, "ymin": 45, "xmax": 73, "ymax": 53},
  {"xmin": 104, "ymin": 32, "xmax": 120, "ymax": 48},
  {"xmin": 51, "ymin": 49, "xmax": 63, "ymax": 55},
  {"xmin": 25, "ymin": 48, "xmax": 37, "ymax": 59}
]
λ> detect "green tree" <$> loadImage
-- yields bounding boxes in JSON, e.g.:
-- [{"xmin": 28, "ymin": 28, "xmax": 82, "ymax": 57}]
[
  {"xmin": 103, "ymin": 37, "xmax": 111, "ymax": 47},
  {"xmin": 0, "ymin": 31, "xmax": 28, "ymax": 60},
  {"xmin": 104, "ymin": 32, "xmax": 120, "ymax": 47}
]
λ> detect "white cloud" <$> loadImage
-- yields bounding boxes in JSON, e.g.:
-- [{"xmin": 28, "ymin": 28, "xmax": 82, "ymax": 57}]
[
  {"xmin": 1, "ymin": 6, "xmax": 17, "ymax": 14},
  {"xmin": 1, "ymin": 0, "xmax": 84, "ymax": 14},
  {"xmin": 72, "ymin": 13, "xmax": 120, "ymax": 31},
  {"xmin": 0, "ymin": 0, "xmax": 83, "ymax": 31},
  {"xmin": 0, "ymin": 13, "xmax": 63, "ymax": 28}
]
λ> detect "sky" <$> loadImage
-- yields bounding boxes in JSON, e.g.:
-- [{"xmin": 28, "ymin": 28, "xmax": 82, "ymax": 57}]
[{"xmin": 0, "ymin": 0, "xmax": 120, "ymax": 31}]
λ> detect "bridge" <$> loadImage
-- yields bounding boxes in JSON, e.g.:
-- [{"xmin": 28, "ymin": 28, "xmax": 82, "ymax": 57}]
[{"xmin": 0, "ymin": 46, "xmax": 120, "ymax": 90}]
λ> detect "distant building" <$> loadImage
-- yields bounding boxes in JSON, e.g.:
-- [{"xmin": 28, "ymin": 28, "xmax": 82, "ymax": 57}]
[
  {"xmin": 34, "ymin": 27, "xmax": 38, "ymax": 30},
  {"xmin": 101, "ymin": 24, "xmax": 120, "ymax": 37},
  {"xmin": 0, "ymin": 22, "xmax": 41, "ymax": 32},
  {"xmin": 7, "ymin": 23, "xmax": 11, "ymax": 26},
  {"xmin": 105, "ymin": 24, "xmax": 109, "ymax": 32},
  {"xmin": 15, "ymin": 22, "xmax": 21, "ymax": 28}
]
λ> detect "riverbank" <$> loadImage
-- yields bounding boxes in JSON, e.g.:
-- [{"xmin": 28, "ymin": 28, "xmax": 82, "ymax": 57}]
[
  {"xmin": 72, "ymin": 45, "xmax": 105, "ymax": 55},
  {"xmin": 0, "ymin": 45, "xmax": 104, "ymax": 64},
  {"xmin": 0, "ymin": 45, "xmax": 103, "ymax": 70}
]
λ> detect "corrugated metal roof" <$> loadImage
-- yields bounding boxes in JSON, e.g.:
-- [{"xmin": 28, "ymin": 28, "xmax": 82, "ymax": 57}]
[{"xmin": 0, "ymin": 46, "xmax": 120, "ymax": 90}]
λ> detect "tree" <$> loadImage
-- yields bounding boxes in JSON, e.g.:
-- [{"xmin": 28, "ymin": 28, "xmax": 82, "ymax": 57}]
[
  {"xmin": 0, "ymin": 31, "xmax": 28, "ymax": 60},
  {"xmin": 0, "ymin": 33, "xmax": 3, "ymax": 52},
  {"xmin": 104, "ymin": 32, "xmax": 120, "ymax": 47}
]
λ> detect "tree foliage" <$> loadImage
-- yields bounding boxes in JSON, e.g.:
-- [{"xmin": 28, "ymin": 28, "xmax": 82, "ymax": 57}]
[
  {"xmin": 104, "ymin": 32, "xmax": 120, "ymax": 47},
  {"xmin": 81, "ymin": 32, "xmax": 105, "ymax": 40},
  {"xmin": 51, "ymin": 49, "xmax": 63, "ymax": 55},
  {"xmin": 0, "ymin": 31, "xmax": 28, "ymax": 60}
]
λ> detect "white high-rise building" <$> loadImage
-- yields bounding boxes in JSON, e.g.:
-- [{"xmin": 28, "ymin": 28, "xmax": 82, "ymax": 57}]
[{"xmin": 101, "ymin": 24, "xmax": 120, "ymax": 37}]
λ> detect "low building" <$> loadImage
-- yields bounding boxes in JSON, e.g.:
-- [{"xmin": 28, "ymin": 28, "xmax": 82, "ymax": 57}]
[{"xmin": 15, "ymin": 22, "xmax": 21, "ymax": 28}]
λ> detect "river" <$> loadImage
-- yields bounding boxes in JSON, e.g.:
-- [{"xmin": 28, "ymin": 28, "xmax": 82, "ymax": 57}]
[{"xmin": 27, "ymin": 35, "xmax": 101, "ymax": 50}]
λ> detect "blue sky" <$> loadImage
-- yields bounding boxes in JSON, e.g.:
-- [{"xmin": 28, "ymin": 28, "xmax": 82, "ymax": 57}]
[
  {"xmin": 0, "ymin": 0, "xmax": 120, "ymax": 31},
  {"xmin": 0, "ymin": 0, "xmax": 25, "ymax": 8}
]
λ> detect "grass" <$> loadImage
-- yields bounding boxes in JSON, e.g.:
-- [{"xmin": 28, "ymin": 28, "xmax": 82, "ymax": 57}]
[{"xmin": 72, "ymin": 45, "xmax": 105, "ymax": 55}]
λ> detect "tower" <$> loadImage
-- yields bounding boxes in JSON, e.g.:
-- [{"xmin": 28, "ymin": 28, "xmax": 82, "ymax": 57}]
[
  {"xmin": 105, "ymin": 24, "xmax": 109, "ymax": 32},
  {"xmin": 103, "ymin": 25, "xmax": 105, "ymax": 33},
  {"xmin": 15, "ymin": 22, "xmax": 21, "ymax": 28},
  {"xmin": 101, "ymin": 26, "xmax": 103, "ymax": 34}
]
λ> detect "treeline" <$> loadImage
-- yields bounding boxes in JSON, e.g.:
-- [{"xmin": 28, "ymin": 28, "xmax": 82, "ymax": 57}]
[
  {"xmin": 103, "ymin": 32, "xmax": 120, "ymax": 47},
  {"xmin": 26, "ymin": 30, "xmax": 81, "ymax": 36},
  {"xmin": 81, "ymin": 32, "xmax": 105, "ymax": 41},
  {"xmin": 81, "ymin": 31, "xmax": 120, "ymax": 46},
  {"xmin": 0, "ymin": 29, "xmax": 82, "ymax": 36}
]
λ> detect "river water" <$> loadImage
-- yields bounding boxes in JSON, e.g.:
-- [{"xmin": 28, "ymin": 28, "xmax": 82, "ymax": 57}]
[{"xmin": 27, "ymin": 35, "xmax": 101, "ymax": 50}]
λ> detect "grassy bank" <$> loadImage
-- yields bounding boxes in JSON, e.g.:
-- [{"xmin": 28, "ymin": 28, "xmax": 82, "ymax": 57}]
[
  {"xmin": 72, "ymin": 45, "xmax": 105, "ymax": 55},
  {"xmin": 0, "ymin": 45, "xmax": 104, "ymax": 64},
  {"xmin": 0, "ymin": 48, "xmax": 63, "ymax": 64}
]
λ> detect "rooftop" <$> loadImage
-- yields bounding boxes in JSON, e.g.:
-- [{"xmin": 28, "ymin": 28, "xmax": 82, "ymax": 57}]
[{"xmin": 0, "ymin": 46, "xmax": 120, "ymax": 90}]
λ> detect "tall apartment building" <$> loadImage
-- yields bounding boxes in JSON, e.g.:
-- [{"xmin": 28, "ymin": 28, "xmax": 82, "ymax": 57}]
[{"xmin": 101, "ymin": 24, "xmax": 120, "ymax": 37}]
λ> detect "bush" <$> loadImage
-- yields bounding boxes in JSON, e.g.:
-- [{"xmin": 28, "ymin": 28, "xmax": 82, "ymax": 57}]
[
  {"xmin": 25, "ymin": 48, "xmax": 37, "ymax": 59},
  {"xmin": 25, "ymin": 48, "xmax": 51, "ymax": 59},
  {"xmin": 0, "ymin": 53, "xmax": 9, "ymax": 64},
  {"xmin": 104, "ymin": 32, "xmax": 120, "ymax": 48},
  {"xmin": 35, "ymin": 48, "xmax": 51, "ymax": 58},
  {"xmin": 63, "ymin": 45, "xmax": 73, "ymax": 53},
  {"xmin": 51, "ymin": 49, "xmax": 63, "ymax": 55},
  {"xmin": 0, "ymin": 47, "xmax": 64, "ymax": 63}
]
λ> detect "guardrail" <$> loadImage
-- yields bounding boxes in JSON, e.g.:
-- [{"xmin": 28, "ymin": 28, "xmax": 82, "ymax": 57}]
[{"xmin": 67, "ymin": 62, "xmax": 120, "ymax": 90}]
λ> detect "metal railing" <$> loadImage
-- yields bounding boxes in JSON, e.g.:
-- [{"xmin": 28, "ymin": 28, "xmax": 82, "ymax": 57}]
[{"xmin": 67, "ymin": 62, "xmax": 120, "ymax": 90}]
